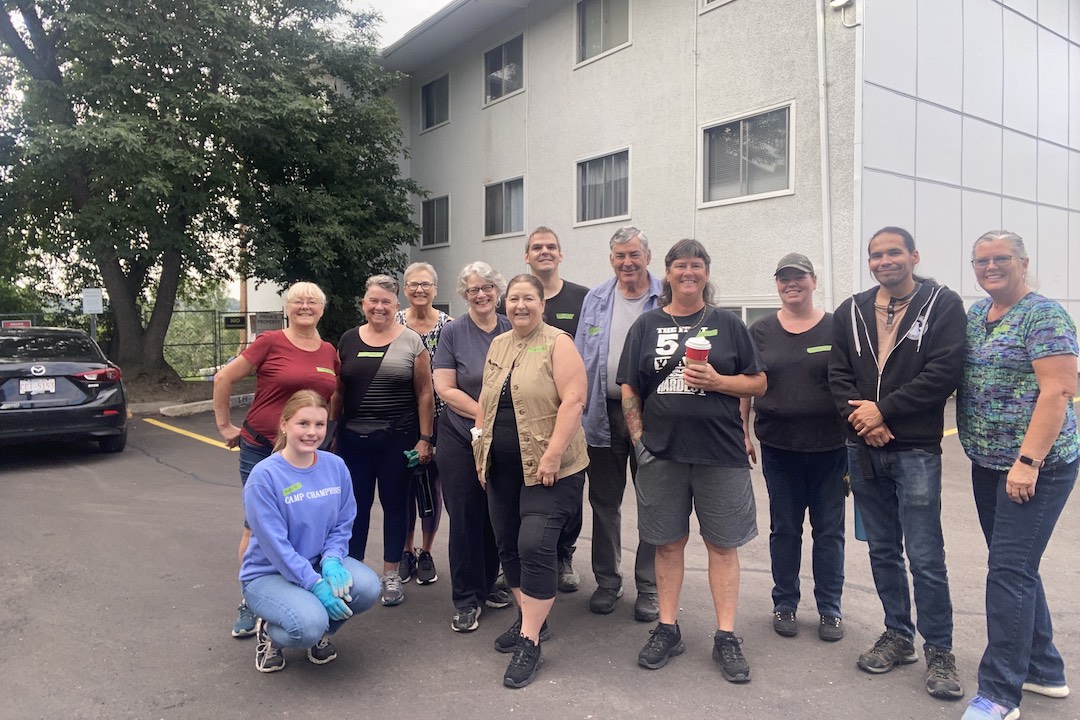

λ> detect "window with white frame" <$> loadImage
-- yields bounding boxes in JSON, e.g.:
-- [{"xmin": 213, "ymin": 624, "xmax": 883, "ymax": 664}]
[
  {"xmin": 577, "ymin": 0, "xmax": 629, "ymax": 63},
  {"xmin": 421, "ymin": 196, "xmax": 449, "ymax": 247},
  {"xmin": 577, "ymin": 150, "xmax": 629, "ymax": 223},
  {"xmin": 703, "ymin": 106, "xmax": 790, "ymax": 203},
  {"xmin": 484, "ymin": 35, "xmax": 523, "ymax": 104},
  {"xmin": 421, "ymin": 75, "xmax": 449, "ymax": 130},
  {"xmin": 484, "ymin": 178, "xmax": 524, "ymax": 237}
]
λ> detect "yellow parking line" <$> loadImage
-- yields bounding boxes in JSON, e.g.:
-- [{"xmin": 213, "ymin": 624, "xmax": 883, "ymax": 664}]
[{"xmin": 143, "ymin": 418, "xmax": 239, "ymax": 452}]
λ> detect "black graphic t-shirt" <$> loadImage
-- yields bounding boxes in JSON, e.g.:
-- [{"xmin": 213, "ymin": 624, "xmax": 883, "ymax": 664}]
[{"xmin": 618, "ymin": 306, "xmax": 765, "ymax": 467}]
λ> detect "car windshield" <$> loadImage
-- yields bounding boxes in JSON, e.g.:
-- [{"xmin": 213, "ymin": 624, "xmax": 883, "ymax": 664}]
[{"xmin": 0, "ymin": 334, "xmax": 101, "ymax": 362}]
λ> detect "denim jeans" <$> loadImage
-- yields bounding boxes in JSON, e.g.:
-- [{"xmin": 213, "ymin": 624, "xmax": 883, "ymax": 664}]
[
  {"xmin": 243, "ymin": 556, "xmax": 381, "ymax": 648},
  {"xmin": 971, "ymin": 458, "xmax": 1077, "ymax": 708},
  {"xmin": 239, "ymin": 438, "xmax": 272, "ymax": 484},
  {"xmin": 762, "ymin": 445, "xmax": 847, "ymax": 618},
  {"xmin": 847, "ymin": 444, "xmax": 953, "ymax": 649}
]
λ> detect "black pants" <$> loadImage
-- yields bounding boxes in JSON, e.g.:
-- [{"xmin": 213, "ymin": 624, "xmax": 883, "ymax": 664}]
[
  {"xmin": 439, "ymin": 429, "xmax": 500, "ymax": 611},
  {"xmin": 487, "ymin": 449, "xmax": 585, "ymax": 601}
]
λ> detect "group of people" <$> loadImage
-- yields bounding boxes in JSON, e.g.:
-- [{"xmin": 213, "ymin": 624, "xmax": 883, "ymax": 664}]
[{"xmin": 210, "ymin": 224, "xmax": 1076, "ymax": 714}]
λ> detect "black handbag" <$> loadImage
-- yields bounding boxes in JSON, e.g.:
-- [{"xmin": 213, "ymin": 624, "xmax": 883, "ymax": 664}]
[{"xmin": 414, "ymin": 465, "xmax": 435, "ymax": 518}]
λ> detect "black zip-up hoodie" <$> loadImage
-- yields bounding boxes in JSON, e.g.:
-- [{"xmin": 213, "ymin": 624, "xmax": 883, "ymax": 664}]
[{"xmin": 828, "ymin": 279, "xmax": 966, "ymax": 451}]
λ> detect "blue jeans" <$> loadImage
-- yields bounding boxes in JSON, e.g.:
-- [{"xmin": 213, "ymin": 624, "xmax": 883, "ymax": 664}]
[
  {"xmin": 847, "ymin": 444, "xmax": 953, "ymax": 649},
  {"xmin": 971, "ymin": 458, "xmax": 1077, "ymax": 708},
  {"xmin": 243, "ymin": 557, "xmax": 381, "ymax": 648},
  {"xmin": 762, "ymin": 445, "xmax": 847, "ymax": 618}
]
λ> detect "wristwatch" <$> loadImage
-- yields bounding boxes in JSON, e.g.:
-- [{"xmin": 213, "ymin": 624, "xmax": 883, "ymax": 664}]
[
  {"xmin": 1017, "ymin": 454, "xmax": 1045, "ymax": 469},
  {"xmin": 419, "ymin": 434, "xmax": 434, "ymax": 443}
]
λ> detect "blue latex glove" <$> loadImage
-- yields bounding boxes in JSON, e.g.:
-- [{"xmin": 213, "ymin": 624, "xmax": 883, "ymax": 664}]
[
  {"xmin": 321, "ymin": 557, "xmax": 353, "ymax": 599},
  {"xmin": 403, "ymin": 449, "xmax": 420, "ymax": 468},
  {"xmin": 311, "ymin": 579, "xmax": 353, "ymax": 621}
]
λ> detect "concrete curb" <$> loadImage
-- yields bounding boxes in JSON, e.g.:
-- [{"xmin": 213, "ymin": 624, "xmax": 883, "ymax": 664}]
[{"xmin": 128, "ymin": 393, "xmax": 254, "ymax": 418}]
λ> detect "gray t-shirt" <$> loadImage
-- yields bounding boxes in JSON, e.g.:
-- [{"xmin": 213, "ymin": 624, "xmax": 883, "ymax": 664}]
[
  {"xmin": 431, "ymin": 313, "xmax": 512, "ymax": 444},
  {"xmin": 606, "ymin": 289, "xmax": 651, "ymax": 398}
]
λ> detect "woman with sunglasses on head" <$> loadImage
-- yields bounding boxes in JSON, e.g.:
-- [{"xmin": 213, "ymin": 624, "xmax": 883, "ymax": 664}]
[
  {"xmin": 395, "ymin": 262, "xmax": 452, "ymax": 588},
  {"xmin": 240, "ymin": 390, "xmax": 381, "ymax": 673},
  {"xmin": 336, "ymin": 275, "xmax": 435, "ymax": 609},
  {"xmin": 214, "ymin": 281, "xmax": 341, "ymax": 640},
  {"xmin": 957, "ymin": 231, "xmax": 1079, "ymax": 720},
  {"xmin": 432, "ymin": 262, "xmax": 512, "ymax": 634}
]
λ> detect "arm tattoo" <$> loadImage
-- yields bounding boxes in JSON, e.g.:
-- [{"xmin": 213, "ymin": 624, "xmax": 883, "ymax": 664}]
[{"xmin": 622, "ymin": 396, "xmax": 643, "ymax": 439}]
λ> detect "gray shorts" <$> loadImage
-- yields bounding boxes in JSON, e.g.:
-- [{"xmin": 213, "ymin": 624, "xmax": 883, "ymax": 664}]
[{"xmin": 634, "ymin": 444, "xmax": 758, "ymax": 548}]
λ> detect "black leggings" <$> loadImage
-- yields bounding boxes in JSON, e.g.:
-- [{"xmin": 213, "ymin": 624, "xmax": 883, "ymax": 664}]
[{"xmin": 487, "ymin": 449, "xmax": 585, "ymax": 600}]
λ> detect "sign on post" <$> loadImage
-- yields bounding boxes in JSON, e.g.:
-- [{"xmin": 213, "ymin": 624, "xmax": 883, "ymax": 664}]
[
  {"xmin": 82, "ymin": 288, "xmax": 104, "ymax": 315},
  {"xmin": 253, "ymin": 312, "xmax": 283, "ymax": 335},
  {"xmin": 223, "ymin": 315, "xmax": 246, "ymax": 330}
]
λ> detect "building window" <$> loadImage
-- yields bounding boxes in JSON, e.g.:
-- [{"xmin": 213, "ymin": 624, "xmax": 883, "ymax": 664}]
[
  {"xmin": 421, "ymin": 75, "xmax": 449, "ymax": 130},
  {"xmin": 577, "ymin": 0, "xmax": 629, "ymax": 63},
  {"xmin": 577, "ymin": 149, "xmax": 629, "ymax": 223},
  {"xmin": 421, "ymin": 196, "xmax": 449, "ymax": 247},
  {"xmin": 484, "ymin": 35, "xmax": 524, "ymax": 104},
  {"xmin": 484, "ymin": 178, "xmax": 524, "ymax": 237},
  {"xmin": 703, "ymin": 106, "xmax": 790, "ymax": 203}
]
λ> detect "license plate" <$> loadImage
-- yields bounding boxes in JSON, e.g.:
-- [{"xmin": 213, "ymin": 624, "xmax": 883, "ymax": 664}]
[{"xmin": 19, "ymin": 378, "xmax": 55, "ymax": 395}]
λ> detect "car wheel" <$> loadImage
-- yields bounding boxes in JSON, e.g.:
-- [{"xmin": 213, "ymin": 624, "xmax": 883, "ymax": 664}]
[{"xmin": 99, "ymin": 429, "xmax": 127, "ymax": 453}]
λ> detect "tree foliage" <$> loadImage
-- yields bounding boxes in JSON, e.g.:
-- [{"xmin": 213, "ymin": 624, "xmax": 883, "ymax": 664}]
[{"xmin": 0, "ymin": 1, "xmax": 419, "ymax": 379}]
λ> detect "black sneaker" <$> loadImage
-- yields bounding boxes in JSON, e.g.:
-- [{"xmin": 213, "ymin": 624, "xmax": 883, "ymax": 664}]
[
  {"xmin": 254, "ymin": 619, "xmax": 285, "ymax": 673},
  {"xmin": 495, "ymin": 613, "xmax": 551, "ymax": 653},
  {"xmin": 451, "ymin": 605, "xmax": 481, "ymax": 633},
  {"xmin": 713, "ymin": 631, "xmax": 750, "ymax": 683},
  {"xmin": 486, "ymin": 587, "xmax": 513, "ymax": 609},
  {"xmin": 416, "ymin": 549, "xmax": 438, "ymax": 585},
  {"xmin": 398, "ymin": 550, "xmax": 417, "ymax": 584},
  {"xmin": 557, "ymin": 558, "xmax": 580, "ymax": 593},
  {"xmin": 503, "ymin": 636, "xmax": 543, "ymax": 688},
  {"xmin": 773, "ymin": 609, "xmax": 798, "ymax": 637},
  {"xmin": 818, "ymin": 615, "xmax": 844, "ymax": 642},
  {"xmin": 588, "ymin": 586, "xmax": 623, "ymax": 615},
  {"xmin": 637, "ymin": 622, "xmax": 684, "ymax": 669},
  {"xmin": 857, "ymin": 629, "xmax": 918, "ymax": 674},
  {"xmin": 926, "ymin": 646, "xmax": 964, "ymax": 700},
  {"xmin": 634, "ymin": 592, "xmax": 659, "ymax": 623},
  {"xmin": 307, "ymin": 634, "xmax": 337, "ymax": 665}
]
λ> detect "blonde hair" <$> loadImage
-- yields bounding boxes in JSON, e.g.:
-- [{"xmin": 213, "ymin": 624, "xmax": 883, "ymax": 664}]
[
  {"xmin": 283, "ymin": 281, "xmax": 327, "ymax": 307},
  {"xmin": 273, "ymin": 390, "xmax": 330, "ymax": 452},
  {"xmin": 404, "ymin": 262, "xmax": 439, "ymax": 285}
]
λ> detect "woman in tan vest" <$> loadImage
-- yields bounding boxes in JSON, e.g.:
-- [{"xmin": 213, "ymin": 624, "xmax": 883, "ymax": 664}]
[{"xmin": 474, "ymin": 274, "xmax": 588, "ymax": 689}]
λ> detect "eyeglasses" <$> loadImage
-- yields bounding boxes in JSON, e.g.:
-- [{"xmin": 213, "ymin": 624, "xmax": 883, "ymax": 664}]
[
  {"xmin": 971, "ymin": 255, "xmax": 1014, "ymax": 270},
  {"xmin": 466, "ymin": 284, "xmax": 497, "ymax": 296},
  {"xmin": 289, "ymin": 299, "xmax": 324, "ymax": 307},
  {"xmin": 405, "ymin": 281, "xmax": 434, "ymax": 291}
]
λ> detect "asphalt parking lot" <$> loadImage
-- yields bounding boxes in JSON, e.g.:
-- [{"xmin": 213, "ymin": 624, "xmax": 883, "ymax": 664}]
[{"xmin": 0, "ymin": 401, "xmax": 1077, "ymax": 720}]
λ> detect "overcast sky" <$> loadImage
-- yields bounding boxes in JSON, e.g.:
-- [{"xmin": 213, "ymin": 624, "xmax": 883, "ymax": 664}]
[{"xmin": 359, "ymin": 0, "xmax": 449, "ymax": 48}]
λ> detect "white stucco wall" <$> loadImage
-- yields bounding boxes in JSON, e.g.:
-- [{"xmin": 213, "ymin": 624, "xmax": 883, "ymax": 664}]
[{"xmin": 392, "ymin": 0, "xmax": 859, "ymax": 317}]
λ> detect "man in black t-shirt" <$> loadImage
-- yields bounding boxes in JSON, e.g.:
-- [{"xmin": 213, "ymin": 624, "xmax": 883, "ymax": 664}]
[{"xmin": 521, "ymin": 226, "xmax": 589, "ymax": 592}]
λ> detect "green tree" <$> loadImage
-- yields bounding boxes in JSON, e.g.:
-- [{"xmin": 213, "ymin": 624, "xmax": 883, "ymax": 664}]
[{"xmin": 0, "ymin": 1, "xmax": 418, "ymax": 380}]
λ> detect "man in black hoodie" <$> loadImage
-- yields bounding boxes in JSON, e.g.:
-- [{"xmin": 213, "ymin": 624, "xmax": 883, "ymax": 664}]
[{"xmin": 829, "ymin": 227, "xmax": 967, "ymax": 702}]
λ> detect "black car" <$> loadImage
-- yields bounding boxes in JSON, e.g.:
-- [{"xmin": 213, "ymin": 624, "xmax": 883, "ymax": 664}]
[{"xmin": 0, "ymin": 327, "xmax": 127, "ymax": 452}]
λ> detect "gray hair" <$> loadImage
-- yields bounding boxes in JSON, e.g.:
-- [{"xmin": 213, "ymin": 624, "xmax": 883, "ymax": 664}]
[
  {"xmin": 404, "ymin": 261, "xmax": 439, "ymax": 285},
  {"xmin": 365, "ymin": 274, "xmax": 399, "ymax": 295},
  {"xmin": 609, "ymin": 226, "xmax": 650, "ymax": 253},
  {"xmin": 456, "ymin": 261, "xmax": 506, "ymax": 300},
  {"xmin": 972, "ymin": 230, "xmax": 1028, "ymax": 261}
]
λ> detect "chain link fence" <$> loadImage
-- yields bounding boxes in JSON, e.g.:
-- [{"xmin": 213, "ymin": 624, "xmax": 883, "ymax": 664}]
[{"xmin": 1, "ymin": 309, "xmax": 282, "ymax": 379}]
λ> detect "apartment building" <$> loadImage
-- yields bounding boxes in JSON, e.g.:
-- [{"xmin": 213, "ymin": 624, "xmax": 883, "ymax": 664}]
[{"xmin": 381, "ymin": 0, "xmax": 1080, "ymax": 324}]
